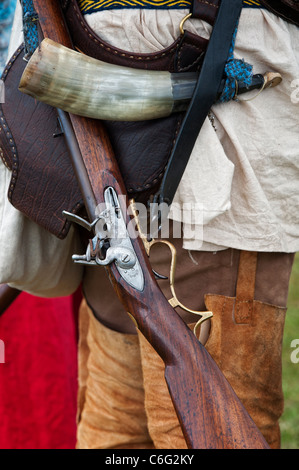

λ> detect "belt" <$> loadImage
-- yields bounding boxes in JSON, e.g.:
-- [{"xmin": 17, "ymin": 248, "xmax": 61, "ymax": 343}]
[{"xmin": 78, "ymin": 0, "xmax": 262, "ymax": 14}]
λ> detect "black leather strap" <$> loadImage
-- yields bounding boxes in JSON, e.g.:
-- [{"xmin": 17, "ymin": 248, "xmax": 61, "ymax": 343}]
[{"xmin": 154, "ymin": 0, "xmax": 243, "ymax": 207}]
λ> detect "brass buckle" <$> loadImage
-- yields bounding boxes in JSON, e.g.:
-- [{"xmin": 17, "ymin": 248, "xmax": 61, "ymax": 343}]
[{"xmin": 179, "ymin": 13, "xmax": 192, "ymax": 35}]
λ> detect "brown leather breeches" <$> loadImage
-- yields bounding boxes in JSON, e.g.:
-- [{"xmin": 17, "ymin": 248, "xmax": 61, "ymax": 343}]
[{"xmin": 77, "ymin": 239, "xmax": 294, "ymax": 449}]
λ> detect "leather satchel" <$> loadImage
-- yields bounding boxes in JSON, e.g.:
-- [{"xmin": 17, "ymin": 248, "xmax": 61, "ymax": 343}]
[{"xmin": 0, "ymin": 0, "xmax": 219, "ymax": 238}]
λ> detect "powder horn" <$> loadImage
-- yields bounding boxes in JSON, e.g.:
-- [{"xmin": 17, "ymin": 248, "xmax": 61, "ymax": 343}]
[
  {"xmin": 19, "ymin": 38, "xmax": 281, "ymax": 122},
  {"xmin": 19, "ymin": 38, "xmax": 197, "ymax": 121}
]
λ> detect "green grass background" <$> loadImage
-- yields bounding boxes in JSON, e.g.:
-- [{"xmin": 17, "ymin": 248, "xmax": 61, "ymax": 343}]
[{"xmin": 280, "ymin": 253, "xmax": 299, "ymax": 449}]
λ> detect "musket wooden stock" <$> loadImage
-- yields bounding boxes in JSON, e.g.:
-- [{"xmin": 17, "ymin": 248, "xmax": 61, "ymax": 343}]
[{"xmin": 32, "ymin": 0, "xmax": 270, "ymax": 449}]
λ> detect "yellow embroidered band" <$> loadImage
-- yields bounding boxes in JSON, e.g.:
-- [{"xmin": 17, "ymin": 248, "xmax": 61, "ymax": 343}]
[{"xmin": 78, "ymin": 0, "xmax": 262, "ymax": 14}]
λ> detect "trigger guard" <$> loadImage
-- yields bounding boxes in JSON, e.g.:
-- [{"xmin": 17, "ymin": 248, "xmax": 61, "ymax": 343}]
[{"xmin": 147, "ymin": 239, "xmax": 213, "ymax": 336}]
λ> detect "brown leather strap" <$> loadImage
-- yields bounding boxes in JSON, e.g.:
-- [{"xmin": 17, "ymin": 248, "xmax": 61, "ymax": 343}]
[
  {"xmin": 235, "ymin": 251, "xmax": 258, "ymax": 324},
  {"xmin": 236, "ymin": 251, "xmax": 258, "ymax": 301},
  {"xmin": 191, "ymin": 0, "xmax": 220, "ymax": 25},
  {"xmin": 60, "ymin": 0, "xmax": 218, "ymax": 73}
]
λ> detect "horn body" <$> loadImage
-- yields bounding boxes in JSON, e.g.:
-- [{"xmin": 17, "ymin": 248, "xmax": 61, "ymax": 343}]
[{"xmin": 19, "ymin": 39, "xmax": 197, "ymax": 121}]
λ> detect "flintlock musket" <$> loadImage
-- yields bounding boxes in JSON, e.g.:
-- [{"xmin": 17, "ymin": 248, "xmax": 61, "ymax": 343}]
[{"xmin": 19, "ymin": 0, "xmax": 270, "ymax": 449}]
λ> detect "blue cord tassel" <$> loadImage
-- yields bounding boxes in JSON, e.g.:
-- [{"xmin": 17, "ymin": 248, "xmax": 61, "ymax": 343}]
[
  {"xmin": 20, "ymin": 0, "xmax": 39, "ymax": 60},
  {"xmin": 219, "ymin": 25, "xmax": 253, "ymax": 103},
  {"xmin": 0, "ymin": 0, "xmax": 17, "ymax": 73}
]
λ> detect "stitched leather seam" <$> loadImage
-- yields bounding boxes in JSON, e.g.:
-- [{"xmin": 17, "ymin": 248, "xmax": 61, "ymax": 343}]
[
  {"xmin": 2, "ymin": 45, "xmax": 23, "ymax": 79},
  {"xmin": 177, "ymin": 44, "xmax": 205, "ymax": 71},
  {"xmin": 61, "ymin": 0, "xmax": 70, "ymax": 8},
  {"xmin": 198, "ymin": 0, "xmax": 219, "ymax": 8},
  {"xmin": 0, "ymin": 145, "xmax": 9, "ymax": 169},
  {"xmin": 0, "ymin": 45, "xmax": 23, "ymax": 202},
  {"xmin": 128, "ymin": 169, "xmax": 165, "ymax": 192},
  {"xmin": 70, "ymin": 0, "xmax": 180, "ymax": 62},
  {"xmin": 0, "ymin": 110, "xmax": 18, "ymax": 201}
]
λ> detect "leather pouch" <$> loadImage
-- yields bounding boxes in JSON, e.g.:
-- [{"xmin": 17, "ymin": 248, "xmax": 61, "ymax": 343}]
[
  {"xmin": 0, "ymin": 0, "xmax": 217, "ymax": 239},
  {"xmin": 0, "ymin": 45, "xmax": 190, "ymax": 239},
  {"xmin": 0, "ymin": 45, "xmax": 83, "ymax": 239}
]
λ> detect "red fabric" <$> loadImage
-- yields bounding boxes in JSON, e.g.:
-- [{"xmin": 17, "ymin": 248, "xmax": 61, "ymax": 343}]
[{"xmin": 0, "ymin": 289, "xmax": 81, "ymax": 449}]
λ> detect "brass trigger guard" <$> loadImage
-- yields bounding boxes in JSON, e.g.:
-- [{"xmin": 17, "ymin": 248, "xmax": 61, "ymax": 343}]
[{"xmin": 147, "ymin": 238, "xmax": 213, "ymax": 343}]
